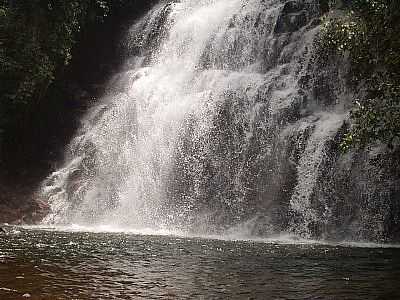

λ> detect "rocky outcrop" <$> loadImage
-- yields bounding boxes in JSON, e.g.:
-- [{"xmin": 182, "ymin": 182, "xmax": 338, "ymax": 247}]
[
  {"xmin": 0, "ymin": 182, "xmax": 50, "ymax": 225},
  {"xmin": 275, "ymin": 1, "xmax": 308, "ymax": 33}
]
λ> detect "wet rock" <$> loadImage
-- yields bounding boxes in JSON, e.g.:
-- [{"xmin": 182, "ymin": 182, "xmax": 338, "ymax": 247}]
[
  {"xmin": 281, "ymin": 0, "xmax": 305, "ymax": 14},
  {"xmin": 274, "ymin": 1, "xmax": 308, "ymax": 34},
  {"xmin": 0, "ymin": 193, "xmax": 50, "ymax": 225},
  {"xmin": 275, "ymin": 11, "xmax": 308, "ymax": 34}
]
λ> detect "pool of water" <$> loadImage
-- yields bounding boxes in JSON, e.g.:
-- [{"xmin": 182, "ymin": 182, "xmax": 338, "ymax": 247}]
[{"xmin": 1, "ymin": 227, "xmax": 400, "ymax": 299}]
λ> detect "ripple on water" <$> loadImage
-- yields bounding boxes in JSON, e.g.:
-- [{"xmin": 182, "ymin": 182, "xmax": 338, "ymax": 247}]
[{"xmin": 1, "ymin": 227, "xmax": 400, "ymax": 299}]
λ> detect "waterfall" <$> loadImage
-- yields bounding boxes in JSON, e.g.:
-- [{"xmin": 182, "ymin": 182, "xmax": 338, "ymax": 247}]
[{"xmin": 39, "ymin": 0, "xmax": 399, "ymax": 242}]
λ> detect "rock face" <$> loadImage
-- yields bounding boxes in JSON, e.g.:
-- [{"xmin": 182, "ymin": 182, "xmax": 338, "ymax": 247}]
[
  {"xmin": 0, "ymin": 183, "xmax": 50, "ymax": 225},
  {"xmin": 274, "ymin": 1, "xmax": 308, "ymax": 33}
]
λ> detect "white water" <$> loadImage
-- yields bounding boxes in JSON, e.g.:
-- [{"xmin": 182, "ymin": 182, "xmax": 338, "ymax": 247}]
[
  {"xmin": 41, "ymin": 0, "xmax": 281, "ymax": 226},
  {"xmin": 39, "ymin": 0, "xmax": 394, "ymax": 242},
  {"xmin": 15, "ymin": 225, "xmax": 400, "ymax": 249}
]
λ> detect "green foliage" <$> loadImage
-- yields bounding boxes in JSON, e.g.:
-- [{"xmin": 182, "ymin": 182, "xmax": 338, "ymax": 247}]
[
  {"xmin": 320, "ymin": 0, "xmax": 400, "ymax": 150},
  {"xmin": 0, "ymin": 0, "xmax": 110, "ymax": 156}
]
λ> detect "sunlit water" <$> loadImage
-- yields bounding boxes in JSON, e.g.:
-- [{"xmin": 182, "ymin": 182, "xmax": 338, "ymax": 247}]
[{"xmin": 1, "ymin": 228, "xmax": 400, "ymax": 299}]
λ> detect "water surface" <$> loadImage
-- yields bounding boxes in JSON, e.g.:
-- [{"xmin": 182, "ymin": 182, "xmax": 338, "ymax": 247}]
[{"xmin": 1, "ymin": 228, "xmax": 400, "ymax": 299}]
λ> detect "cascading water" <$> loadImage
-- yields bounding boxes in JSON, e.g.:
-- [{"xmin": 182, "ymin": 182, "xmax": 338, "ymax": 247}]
[{"xmin": 39, "ymin": 0, "xmax": 400, "ymax": 242}]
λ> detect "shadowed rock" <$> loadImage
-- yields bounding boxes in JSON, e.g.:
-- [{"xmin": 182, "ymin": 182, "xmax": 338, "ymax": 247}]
[{"xmin": 274, "ymin": 1, "xmax": 308, "ymax": 34}]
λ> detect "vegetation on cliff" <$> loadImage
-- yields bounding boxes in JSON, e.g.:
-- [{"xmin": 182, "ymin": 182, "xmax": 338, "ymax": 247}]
[
  {"xmin": 0, "ymin": 0, "xmax": 110, "ymax": 167},
  {"xmin": 0, "ymin": 0, "xmax": 153, "ymax": 176},
  {"xmin": 320, "ymin": 0, "xmax": 400, "ymax": 150}
]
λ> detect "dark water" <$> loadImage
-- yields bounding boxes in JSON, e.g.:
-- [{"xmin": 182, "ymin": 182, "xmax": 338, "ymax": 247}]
[{"xmin": 1, "ymin": 228, "xmax": 400, "ymax": 299}]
